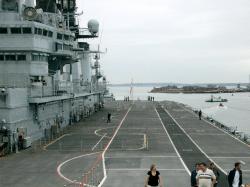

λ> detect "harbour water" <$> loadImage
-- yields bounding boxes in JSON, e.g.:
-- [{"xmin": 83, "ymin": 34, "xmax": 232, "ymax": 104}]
[{"xmin": 109, "ymin": 86, "xmax": 250, "ymax": 135}]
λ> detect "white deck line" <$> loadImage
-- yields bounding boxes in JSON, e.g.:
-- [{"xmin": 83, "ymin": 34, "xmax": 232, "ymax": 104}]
[
  {"xmin": 154, "ymin": 107, "xmax": 191, "ymax": 176},
  {"xmin": 98, "ymin": 106, "xmax": 132, "ymax": 187},
  {"xmin": 163, "ymin": 106, "xmax": 228, "ymax": 175},
  {"xmin": 105, "ymin": 155, "xmax": 179, "ymax": 159},
  {"xmin": 56, "ymin": 152, "xmax": 101, "ymax": 185},
  {"xmin": 211, "ymin": 157, "xmax": 250, "ymax": 159},
  {"xmin": 106, "ymin": 168, "xmax": 186, "ymax": 171},
  {"xmin": 43, "ymin": 134, "xmax": 70, "ymax": 150},
  {"xmin": 92, "ymin": 133, "xmax": 107, "ymax": 151}
]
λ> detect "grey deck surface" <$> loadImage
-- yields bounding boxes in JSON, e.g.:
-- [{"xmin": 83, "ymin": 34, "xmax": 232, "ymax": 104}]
[
  {"xmin": 0, "ymin": 101, "xmax": 131, "ymax": 187},
  {"xmin": 0, "ymin": 101, "xmax": 249, "ymax": 187},
  {"xmin": 162, "ymin": 101, "xmax": 250, "ymax": 185},
  {"xmin": 103, "ymin": 102, "xmax": 190, "ymax": 187}
]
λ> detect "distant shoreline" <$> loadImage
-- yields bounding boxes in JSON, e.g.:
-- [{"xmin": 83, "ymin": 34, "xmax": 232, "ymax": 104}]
[
  {"xmin": 150, "ymin": 90, "xmax": 250, "ymax": 94},
  {"xmin": 150, "ymin": 87, "xmax": 250, "ymax": 94},
  {"xmin": 108, "ymin": 82, "xmax": 250, "ymax": 88}
]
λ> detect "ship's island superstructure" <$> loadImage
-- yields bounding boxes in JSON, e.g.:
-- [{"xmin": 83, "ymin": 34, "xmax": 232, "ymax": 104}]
[{"xmin": 0, "ymin": 0, "xmax": 108, "ymax": 155}]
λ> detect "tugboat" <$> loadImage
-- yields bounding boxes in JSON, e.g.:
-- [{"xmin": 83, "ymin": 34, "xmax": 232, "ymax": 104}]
[{"xmin": 206, "ymin": 95, "xmax": 228, "ymax": 103}]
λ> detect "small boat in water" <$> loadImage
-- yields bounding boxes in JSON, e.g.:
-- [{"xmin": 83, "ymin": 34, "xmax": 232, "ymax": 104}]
[
  {"xmin": 206, "ymin": 95, "xmax": 228, "ymax": 103},
  {"xmin": 219, "ymin": 103, "xmax": 224, "ymax": 107}
]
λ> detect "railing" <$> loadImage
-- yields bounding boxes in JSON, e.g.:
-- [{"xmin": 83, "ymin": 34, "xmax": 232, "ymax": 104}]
[{"xmin": 184, "ymin": 104, "xmax": 250, "ymax": 144}]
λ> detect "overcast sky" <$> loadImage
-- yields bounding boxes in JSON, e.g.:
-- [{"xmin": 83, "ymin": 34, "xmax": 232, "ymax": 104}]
[{"xmin": 76, "ymin": 0, "xmax": 250, "ymax": 84}]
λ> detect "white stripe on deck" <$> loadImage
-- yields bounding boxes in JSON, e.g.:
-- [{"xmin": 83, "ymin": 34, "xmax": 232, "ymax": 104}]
[
  {"xmin": 155, "ymin": 107, "xmax": 191, "ymax": 176},
  {"xmin": 211, "ymin": 157, "xmax": 250, "ymax": 159},
  {"xmin": 92, "ymin": 133, "xmax": 107, "ymax": 151},
  {"xmin": 105, "ymin": 155, "xmax": 179, "ymax": 159},
  {"xmin": 163, "ymin": 106, "xmax": 228, "ymax": 175},
  {"xmin": 106, "ymin": 168, "xmax": 186, "ymax": 171},
  {"xmin": 98, "ymin": 106, "xmax": 132, "ymax": 187}
]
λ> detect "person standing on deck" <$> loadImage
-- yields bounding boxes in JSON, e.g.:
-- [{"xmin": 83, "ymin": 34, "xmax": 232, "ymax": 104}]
[
  {"xmin": 209, "ymin": 162, "xmax": 220, "ymax": 187},
  {"xmin": 191, "ymin": 163, "xmax": 200, "ymax": 187},
  {"xmin": 145, "ymin": 164, "xmax": 163, "ymax": 187},
  {"xmin": 198, "ymin": 110, "xmax": 202, "ymax": 120},
  {"xmin": 196, "ymin": 162, "xmax": 216, "ymax": 187},
  {"xmin": 107, "ymin": 112, "xmax": 111, "ymax": 123},
  {"xmin": 228, "ymin": 162, "xmax": 243, "ymax": 187}
]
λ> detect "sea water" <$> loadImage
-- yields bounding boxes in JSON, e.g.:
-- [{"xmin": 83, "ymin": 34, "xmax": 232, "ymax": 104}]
[{"xmin": 109, "ymin": 86, "xmax": 250, "ymax": 135}]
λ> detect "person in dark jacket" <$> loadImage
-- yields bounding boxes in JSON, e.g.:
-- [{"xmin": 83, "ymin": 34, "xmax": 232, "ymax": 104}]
[
  {"xmin": 191, "ymin": 163, "xmax": 200, "ymax": 187},
  {"xmin": 209, "ymin": 162, "xmax": 220, "ymax": 187},
  {"xmin": 198, "ymin": 110, "xmax": 202, "ymax": 120},
  {"xmin": 228, "ymin": 162, "xmax": 243, "ymax": 187},
  {"xmin": 107, "ymin": 112, "xmax": 111, "ymax": 123}
]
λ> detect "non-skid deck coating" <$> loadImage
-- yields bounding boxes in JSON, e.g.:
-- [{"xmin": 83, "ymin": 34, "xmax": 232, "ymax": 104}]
[
  {"xmin": 162, "ymin": 101, "xmax": 250, "ymax": 184},
  {"xmin": 0, "ymin": 101, "xmax": 131, "ymax": 187},
  {"xmin": 0, "ymin": 101, "xmax": 249, "ymax": 187},
  {"xmin": 103, "ymin": 102, "xmax": 190, "ymax": 187}
]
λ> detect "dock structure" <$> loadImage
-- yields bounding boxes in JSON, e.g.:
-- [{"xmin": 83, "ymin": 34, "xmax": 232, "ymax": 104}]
[{"xmin": 0, "ymin": 101, "xmax": 249, "ymax": 187}]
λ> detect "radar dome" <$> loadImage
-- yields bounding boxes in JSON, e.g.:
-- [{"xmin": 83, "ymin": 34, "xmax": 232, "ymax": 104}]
[{"xmin": 88, "ymin": 19, "xmax": 99, "ymax": 35}]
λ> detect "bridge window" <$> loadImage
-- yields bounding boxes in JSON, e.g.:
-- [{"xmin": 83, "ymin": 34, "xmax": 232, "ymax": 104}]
[
  {"xmin": 35, "ymin": 28, "xmax": 42, "ymax": 35},
  {"xmin": 57, "ymin": 33, "xmax": 63, "ymax": 40},
  {"xmin": 5, "ymin": 55, "xmax": 16, "ymax": 61},
  {"xmin": 40, "ymin": 55, "xmax": 48, "ymax": 61},
  {"xmin": 32, "ymin": 54, "xmax": 39, "ymax": 61},
  {"xmin": 0, "ymin": 28, "xmax": 8, "ymax": 34},
  {"xmin": 43, "ymin": 29, "xmax": 48, "ymax": 36},
  {"xmin": 0, "ymin": 55, "xmax": 4, "ymax": 61},
  {"xmin": 2, "ymin": 0, "xmax": 18, "ymax": 12},
  {"xmin": 11, "ymin": 27, "xmax": 21, "ymax": 34},
  {"xmin": 64, "ymin": 35, "xmax": 69, "ymax": 40},
  {"xmin": 48, "ymin": 31, "xmax": 53, "ymax": 38},
  {"xmin": 22, "ymin": 27, "xmax": 32, "ymax": 34},
  {"xmin": 17, "ymin": 55, "xmax": 26, "ymax": 61},
  {"xmin": 56, "ymin": 43, "xmax": 63, "ymax": 51}
]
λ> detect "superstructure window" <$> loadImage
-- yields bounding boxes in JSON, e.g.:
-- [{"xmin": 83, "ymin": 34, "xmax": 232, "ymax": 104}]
[
  {"xmin": 57, "ymin": 33, "xmax": 63, "ymax": 40},
  {"xmin": 22, "ymin": 27, "xmax": 32, "ymax": 34},
  {"xmin": 17, "ymin": 55, "xmax": 26, "ymax": 61},
  {"xmin": 40, "ymin": 55, "xmax": 48, "ymax": 61},
  {"xmin": 38, "ymin": 28, "xmax": 42, "ymax": 35},
  {"xmin": 56, "ymin": 43, "xmax": 63, "ymax": 51},
  {"xmin": 0, "ymin": 55, "xmax": 4, "ymax": 61},
  {"xmin": 64, "ymin": 35, "xmax": 69, "ymax": 40},
  {"xmin": 0, "ymin": 28, "xmax": 8, "ymax": 34},
  {"xmin": 5, "ymin": 55, "xmax": 16, "ymax": 61},
  {"xmin": 32, "ymin": 54, "xmax": 39, "ymax": 61},
  {"xmin": 11, "ymin": 28, "xmax": 21, "ymax": 34},
  {"xmin": 35, "ymin": 28, "xmax": 42, "ymax": 35},
  {"xmin": 2, "ymin": 0, "xmax": 18, "ymax": 12},
  {"xmin": 64, "ymin": 44, "xmax": 73, "ymax": 51},
  {"xmin": 48, "ymin": 31, "xmax": 53, "ymax": 38},
  {"xmin": 43, "ymin": 29, "xmax": 48, "ymax": 36}
]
